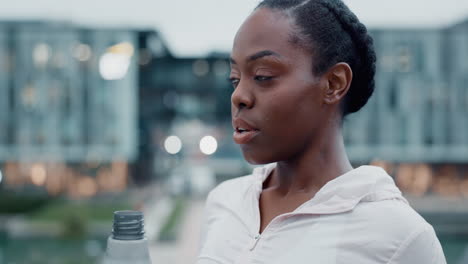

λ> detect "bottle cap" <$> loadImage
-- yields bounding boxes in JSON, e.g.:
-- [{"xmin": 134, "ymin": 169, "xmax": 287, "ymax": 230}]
[{"xmin": 112, "ymin": 210, "xmax": 145, "ymax": 240}]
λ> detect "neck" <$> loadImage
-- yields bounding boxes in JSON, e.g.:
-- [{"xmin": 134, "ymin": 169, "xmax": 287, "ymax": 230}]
[{"xmin": 264, "ymin": 122, "xmax": 353, "ymax": 197}]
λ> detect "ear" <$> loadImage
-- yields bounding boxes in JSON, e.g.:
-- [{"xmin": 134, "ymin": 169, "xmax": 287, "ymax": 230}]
[{"xmin": 322, "ymin": 63, "xmax": 353, "ymax": 105}]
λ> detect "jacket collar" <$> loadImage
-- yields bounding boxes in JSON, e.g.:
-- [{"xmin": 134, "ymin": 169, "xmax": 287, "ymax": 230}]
[{"xmin": 252, "ymin": 163, "xmax": 407, "ymax": 215}]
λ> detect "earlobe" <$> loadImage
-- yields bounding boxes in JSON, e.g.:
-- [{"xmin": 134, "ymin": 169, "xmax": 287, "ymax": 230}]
[{"xmin": 323, "ymin": 63, "xmax": 353, "ymax": 105}]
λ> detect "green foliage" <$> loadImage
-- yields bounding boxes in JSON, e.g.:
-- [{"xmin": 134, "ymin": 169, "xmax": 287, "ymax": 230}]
[
  {"xmin": 16, "ymin": 198, "xmax": 132, "ymax": 240},
  {"xmin": 0, "ymin": 191, "xmax": 51, "ymax": 214},
  {"xmin": 28, "ymin": 199, "xmax": 132, "ymax": 222},
  {"xmin": 61, "ymin": 212, "xmax": 89, "ymax": 239}
]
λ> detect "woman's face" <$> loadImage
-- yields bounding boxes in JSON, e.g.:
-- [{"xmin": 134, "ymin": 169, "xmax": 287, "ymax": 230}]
[{"xmin": 230, "ymin": 8, "xmax": 329, "ymax": 164}]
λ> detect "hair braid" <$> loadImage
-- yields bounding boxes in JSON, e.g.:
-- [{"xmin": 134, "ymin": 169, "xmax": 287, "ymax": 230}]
[
  {"xmin": 319, "ymin": 0, "xmax": 377, "ymax": 114},
  {"xmin": 256, "ymin": 0, "xmax": 377, "ymax": 116}
]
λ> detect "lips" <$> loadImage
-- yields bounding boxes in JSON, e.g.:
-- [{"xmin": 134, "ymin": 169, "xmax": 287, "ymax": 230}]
[{"xmin": 232, "ymin": 118, "xmax": 260, "ymax": 144}]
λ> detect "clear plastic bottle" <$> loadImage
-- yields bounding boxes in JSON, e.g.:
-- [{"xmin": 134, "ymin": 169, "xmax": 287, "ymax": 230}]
[{"xmin": 102, "ymin": 211, "xmax": 152, "ymax": 264}]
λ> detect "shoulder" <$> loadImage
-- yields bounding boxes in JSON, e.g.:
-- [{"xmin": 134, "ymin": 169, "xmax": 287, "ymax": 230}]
[
  {"xmin": 350, "ymin": 198, "xmax": 431, "ymax": 242},
  {"xmin": 387, "ymin": 222, "xmax": 446, "ymax": 263},
  {"xmin": 362, "ymin": 199, "xmax": 429, "ymax": 231},
  {"xmin": 372, "ymin": 200, "xmax": 445, "ymax": 263},
  {"xmin": 350, "ymin": 199, "xmax": 446, "ymax": 263}
]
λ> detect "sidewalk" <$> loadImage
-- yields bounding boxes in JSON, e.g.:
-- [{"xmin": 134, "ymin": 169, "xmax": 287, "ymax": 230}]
[{"xmin": 148, "ymin": 198, "xmax": 205, "ymax": 264}]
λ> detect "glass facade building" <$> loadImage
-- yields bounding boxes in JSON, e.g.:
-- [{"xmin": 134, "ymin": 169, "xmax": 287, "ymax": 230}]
[
  {"xmin": 0, "ymin": 22, "xmax": 138, "ymax": 163},
  {"xmin": 345, "ymin": 24, "xmax": 468, "ymax": 163}
]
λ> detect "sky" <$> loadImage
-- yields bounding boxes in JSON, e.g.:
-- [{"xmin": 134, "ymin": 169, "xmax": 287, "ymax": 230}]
[{"xmin": 1, "ymin": 0, "xmax": 468, "ymax": 57}]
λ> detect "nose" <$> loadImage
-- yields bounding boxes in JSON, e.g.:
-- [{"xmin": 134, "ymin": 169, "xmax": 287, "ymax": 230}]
[{"xmin": 231, "ymin": 81, "xmax": 254, "ymax": 111}]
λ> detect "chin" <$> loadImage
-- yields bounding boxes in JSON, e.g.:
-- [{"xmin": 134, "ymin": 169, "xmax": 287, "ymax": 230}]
[
  {"xmin": 244, "ymin": 157, "xmax": 269, "ymax": 165},
  {"xmin": 241, "ymin": 147, "xmax": 277, "ymax": 165}
]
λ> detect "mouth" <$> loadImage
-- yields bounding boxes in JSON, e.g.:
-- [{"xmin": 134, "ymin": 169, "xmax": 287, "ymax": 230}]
[
  {"xmin": 233, "ymin": 127, "xmax": 260, "ymax": 145},
  {"xmin": 232, "ymin": 119, "xmax": 260, "ymax": 144},
  {"xmin": 235, "ymin": 127, "xmax": 259, "ymax": 133}
]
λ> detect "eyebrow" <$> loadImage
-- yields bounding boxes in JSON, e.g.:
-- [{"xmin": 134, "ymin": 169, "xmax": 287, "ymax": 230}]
[{"xmin": 230, "ymin": 50, "xmax": 281, "ymax": 65}]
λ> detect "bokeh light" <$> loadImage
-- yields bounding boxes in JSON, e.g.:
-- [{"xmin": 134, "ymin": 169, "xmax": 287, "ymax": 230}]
[
  {"xmin": 99, "ymin": 53, "xmax": 131, "ymax": 80},
  {"xmin": 99, "ymin": 42, "xmax": 134, "ymax": 80},
  {"xmin": 33, "ymin": 43, "xmax": 51, "ymax": 67},
  {"xmin": 164, "ymin": 135, "xmax": 182, "ymax": 154},
  {"xmin": 199, "ymin": 136, "xmax": 217, "ymax": 155},
  {"xmin": 73, "ymin": 43, "xmax": 92, "ymax": 62},
  {"xmin": 77, "ymin": 176, "xmax": 98, "ymax": 197},
  {"xmin": 192, "ymin": 60, "xmax": 209, "ymax": 76},
  {"xmin": 30, "ymin": 164, "xmax": 47, "ymax": 186}
]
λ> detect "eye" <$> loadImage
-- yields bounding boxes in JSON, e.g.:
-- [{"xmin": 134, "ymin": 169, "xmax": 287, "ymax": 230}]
[
  {"xmin": 229, "ymin": 77, "xmax": 240, "ymax": 88},
  {"xmin": 254, "ymin": 75, "xmax": 273, "ymax": 82}
]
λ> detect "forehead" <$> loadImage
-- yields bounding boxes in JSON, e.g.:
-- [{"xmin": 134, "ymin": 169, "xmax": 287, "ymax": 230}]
[{"xmin": 232, "ymin": 8, "xmax": 306, "ymax": 63}]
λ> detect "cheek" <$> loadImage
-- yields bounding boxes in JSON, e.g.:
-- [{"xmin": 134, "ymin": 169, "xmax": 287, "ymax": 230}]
[
  {"xmin": 266, "ymin": 88, "xmax": 318, "ymax": 125},
  {"xmin": 264, "ymin": 88, "xmax": 322, "ymax": 149}
]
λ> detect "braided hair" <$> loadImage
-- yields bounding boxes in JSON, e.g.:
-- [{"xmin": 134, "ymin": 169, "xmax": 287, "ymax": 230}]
[{"xmin": 256, "ymin": 0, "xmax": 377, "ymax": 116}]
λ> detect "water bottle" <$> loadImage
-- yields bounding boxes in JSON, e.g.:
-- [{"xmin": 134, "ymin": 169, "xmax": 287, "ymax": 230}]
[{"xmin": 102, "ymin": 210, "xmax": 152, "ymax": 264}]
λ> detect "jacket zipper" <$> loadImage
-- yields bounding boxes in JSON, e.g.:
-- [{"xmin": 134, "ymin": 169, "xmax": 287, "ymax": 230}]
[
  {"xmin": 250, "ymin": 211, "xmax": 302, "ymax": 251},
  {"xmin": 250, "ymin": 234, "xmax": 261, "ymax": 250}
]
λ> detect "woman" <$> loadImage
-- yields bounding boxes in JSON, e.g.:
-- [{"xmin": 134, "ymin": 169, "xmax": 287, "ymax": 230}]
[{"xmin": 197, "ymin": 0, "xmax": 446, "ymax": 263}]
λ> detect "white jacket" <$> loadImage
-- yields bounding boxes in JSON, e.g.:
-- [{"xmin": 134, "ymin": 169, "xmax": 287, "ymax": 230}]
[{"xmin": 197, "ymin": 164, "xmax": 446, "ymax": 264}]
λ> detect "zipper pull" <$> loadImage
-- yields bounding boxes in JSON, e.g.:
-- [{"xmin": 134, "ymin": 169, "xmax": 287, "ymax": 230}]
[{"xmin": 249, "ymin": 234, "xmax": 261, "ymax": 251}]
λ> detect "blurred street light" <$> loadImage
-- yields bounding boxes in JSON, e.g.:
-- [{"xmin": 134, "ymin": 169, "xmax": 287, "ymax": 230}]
[
  {"xmin": 99, "ymin": 42, "xmax": 134, "ymax": 80},
  {"xmin": 99, "ymin": 53, "xmax": 131, "ymax": 80},
  {"xmin": 199, "ymin": 135, "xmax": 217, "ymax": 155},
  {"xmin": 164, "ymin": 135, "xmax": 182, "ymax": 155}
]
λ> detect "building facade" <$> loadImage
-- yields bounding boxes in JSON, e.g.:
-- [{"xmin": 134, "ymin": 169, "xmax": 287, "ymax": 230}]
[
  {"xmin": 344, "ymin": 26, "xmax": 468, "ymax": 163},
  {"xmin": 0, "ymin": 22, "xmax": 138, "ymax": 196}
]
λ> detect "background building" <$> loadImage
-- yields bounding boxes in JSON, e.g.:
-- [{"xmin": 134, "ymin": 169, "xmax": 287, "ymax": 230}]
[
  {"xmin": 0, "ymin": 21, "xmax": 138, "ymax": 197},
  {"xmin": 345, "ymin": 26, "xmax": 468, "ymax": 163}
]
